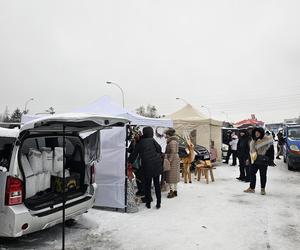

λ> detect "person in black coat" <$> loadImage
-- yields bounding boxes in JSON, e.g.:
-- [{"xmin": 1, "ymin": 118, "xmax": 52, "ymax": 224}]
[
  {"xmin": 236, "ymin": 129, "xmax": 250, "ymax": 182},
  {"xmin": 224, "ymin": 130, "xmax": 233, "ymax": 164},
  {"xmin": 128, "ymin": 132, "xmax": 145, "ymax": 197},
  {"xmin": 276, "ymin": 131, "xmax": 284, "ymax": 159},
  {"xmin": 128, "ymin": 127, "xmax": 163, "ymax": 209}
]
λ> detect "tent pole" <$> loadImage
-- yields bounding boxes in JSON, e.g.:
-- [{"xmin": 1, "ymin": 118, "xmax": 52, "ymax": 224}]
[
  {"xmin": 124, "ymin": 125, "xmax": 129, "ymax": 213},
  {"xmin": 62, "ymin": 125, "xmax": 66, "ymax": 250}
]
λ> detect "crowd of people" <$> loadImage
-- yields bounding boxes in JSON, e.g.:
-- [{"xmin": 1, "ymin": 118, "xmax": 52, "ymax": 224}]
[
  {"xmin": 128, "ymin": 127, "xmax": 181, "ymax": 210},
  {"xmin": 127, "ymin": 125, "xmax": 279, "ymax": 211},
  {"xmin": 224, "ymin": 127, "xmax": 277, "ymax": 195}
]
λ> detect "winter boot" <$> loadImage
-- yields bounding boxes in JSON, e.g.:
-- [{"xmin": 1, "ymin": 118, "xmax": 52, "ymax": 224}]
[
  {"xmin": 167, "ymin": 190, "xmax": 175, "ymax": 198},
  {"xmin": 141, "ymin": 196, "xmax": 153, "ymax": 203},
  {"xmin": 261, "ymin": 188, "xmax": 266, "ymax": 195},
  {"xmin": 156, "ymin": 202, "xmax": 161, "ymax": 209},
  {"xmin": 146, "ymin": 203, "xmax": 151, "ymax": 209},
  {"xmin": 244, "ymin": 187, "xmax": 255, "ymax": 193},
  {"xmin": 173, "ymin": 191, "xmax": 177, "ymax": 197}
]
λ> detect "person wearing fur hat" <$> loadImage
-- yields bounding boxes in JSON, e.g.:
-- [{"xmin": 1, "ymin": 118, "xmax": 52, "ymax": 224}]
[
  {"xmin": 244, "ymin": 127, "xmax": 275, "ymax": 195},
  {"xmin": 128, "ymin": 127, "xmax": 163, "ymax": 209},
  {"xmin": 237, "ymin": 129, "xmax": 250, "ymax": 182},
  {"xmin": 164, "ymin": 128, "xmax": 181, "ymax": 199}
]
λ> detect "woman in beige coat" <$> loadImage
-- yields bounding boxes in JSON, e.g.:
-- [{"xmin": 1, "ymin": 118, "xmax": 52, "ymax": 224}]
[{"xmin": 165, "ymin": 129, "xmax": 181, "ymax": 198}]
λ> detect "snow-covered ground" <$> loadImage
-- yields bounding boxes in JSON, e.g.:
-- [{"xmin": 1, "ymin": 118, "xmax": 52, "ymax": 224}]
[{"xmin": 1, "ymin": 159, "xmax": 300, "ymax": 250}]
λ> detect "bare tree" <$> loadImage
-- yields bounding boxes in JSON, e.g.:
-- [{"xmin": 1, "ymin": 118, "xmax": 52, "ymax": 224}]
[{"xmin": 136, "ymin": 105, "xmax": 160, "ymax": 118}]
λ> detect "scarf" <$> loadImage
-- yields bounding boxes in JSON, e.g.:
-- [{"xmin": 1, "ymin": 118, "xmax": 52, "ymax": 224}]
[{"xmin": 250, "ymin": 135, "xmax": 273, "ymax": 163}]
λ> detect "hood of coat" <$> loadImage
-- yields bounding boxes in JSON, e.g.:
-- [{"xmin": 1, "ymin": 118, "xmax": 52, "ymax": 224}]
[
  {"xmin": 251, "ymin": 127, "xmax": 265, "ymax": 140},
  {"xmin": 167, "ymin": 136, "xmax": 178, "ymax": 144},
  {"xmin": 143, "ymin": 126, "xmax": 154, "ymax": 138}
]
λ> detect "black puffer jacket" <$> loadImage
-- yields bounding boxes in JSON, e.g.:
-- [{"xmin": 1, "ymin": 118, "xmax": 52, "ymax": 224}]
[
  {"xmin": 128, "ymin": 127, "xmax": 163, "ymax": 178},
  {"xmin": 237, "ymin": 135, "xmax": 250, "ymax": 161}
]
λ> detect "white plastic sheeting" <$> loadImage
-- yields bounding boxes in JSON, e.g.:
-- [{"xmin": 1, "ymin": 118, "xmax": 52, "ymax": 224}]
[
  {"xmin": 53, "ymin": 147, "xmax": 63, "ymax": 173},
  {"xmin": 28, "ymin": 149, "xmax": 43, "ymax": 175},
  {"xmin": 21, "ymin": 154, "xmax": 37, "ymax": 198},
  {"xmin": 36, "ymin": 173, "xmax": 45, "ymax": 193},
  {"xmin": 21, "ymin": 154, "xmax": 34, "ymax": 178},
  {"xmin": 41, "ymin": 147, "xmax": 53, "ymax": 172},
  {"xmin": 44, "ymin": 172, "xmax": 51, "ymax": 191},
  {"xmin": 94, "ymin": 127, "xmax": 126, "ymax": 208},
  {"xmin": 25, "ymin": 175, "xmax": 37, "ymax": 198}
]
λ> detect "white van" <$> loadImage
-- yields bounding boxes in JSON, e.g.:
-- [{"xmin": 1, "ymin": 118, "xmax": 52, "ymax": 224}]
[{"xmin": 0, "ymin": 113, "xmax": 127, "ymax": 237}]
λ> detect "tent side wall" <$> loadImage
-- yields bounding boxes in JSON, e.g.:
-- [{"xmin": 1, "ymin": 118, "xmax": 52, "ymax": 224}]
[
  {"xmin": 174, "ymin": 120, "xmax": 222, "ymax": 162},
  {"xmin": 95, "ymin": 127, "xmax": 126, "ymax": 209},
  {"xmin": 196, "ymin": 124, "xmax": 210, "ymax": 150},
  {"xmin": 211, "ymin": 124, "xmax": 222, "ymax": 161}
]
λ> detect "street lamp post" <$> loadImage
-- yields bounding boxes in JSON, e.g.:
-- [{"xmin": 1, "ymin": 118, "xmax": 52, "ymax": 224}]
[
  {"xmin": 24, "ymin": 98, "xmax": 34, "ymax": 114},
  {"xmin": 106, "ymin": 81, "xmax": 125, "ymax": 108}
]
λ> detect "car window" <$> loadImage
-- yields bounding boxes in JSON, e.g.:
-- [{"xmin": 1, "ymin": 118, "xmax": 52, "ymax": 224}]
[
  {"xmin": 21, "ymin": 136, "xmax": 81, "ymax": 158},
  {"xmin": 0, "ymin": 137, "xmax": 15, "ymax": 171},
  {"xmin": 288, "ymin": 127, "xmax": 300, "ymax": 140}
]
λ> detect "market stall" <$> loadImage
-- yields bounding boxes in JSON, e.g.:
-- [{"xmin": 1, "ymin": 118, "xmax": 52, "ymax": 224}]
[
  {"xmin": 169, "ymin": 104, "xmax": 223, "ymax": 161},
  {"xmin": 73, "ymin": 96, "xmax": 173, "ymax": 209}
]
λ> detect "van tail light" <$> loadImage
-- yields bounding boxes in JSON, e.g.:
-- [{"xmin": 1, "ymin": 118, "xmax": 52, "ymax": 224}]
[
  {"xmin": 90, "ymin": 164, "xmax": 96, "ymax": 184},
  {"xmin": 5, "ymin": 176, "xmax": 23, "ymax": 206}
]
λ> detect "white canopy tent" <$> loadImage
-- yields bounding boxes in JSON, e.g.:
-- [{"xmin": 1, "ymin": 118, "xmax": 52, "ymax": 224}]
[
  {"xmin": 169, "ymin": 104, "xmax": 223, "ymax": 161},
  {"xmin": 74, "ymin": 96, "xmax": 173, "ymax": 209}
]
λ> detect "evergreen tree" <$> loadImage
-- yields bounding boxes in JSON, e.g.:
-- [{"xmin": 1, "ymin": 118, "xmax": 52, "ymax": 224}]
[{"xmin": 10, "ymin": 108, "xmax": 22, "ymax": 122}]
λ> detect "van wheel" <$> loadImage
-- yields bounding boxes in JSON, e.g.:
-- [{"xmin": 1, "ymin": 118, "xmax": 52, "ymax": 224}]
[
  {"xmin": 65, "ymin": 219, "xmax": 76, "ymax": 227},
  {"xmin": 288, "ymin": 164, "xmax": 293, "ymax": 171}
]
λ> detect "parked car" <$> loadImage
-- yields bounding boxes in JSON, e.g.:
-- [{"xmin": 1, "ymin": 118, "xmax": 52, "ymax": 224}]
[
  {"xmin": 0, "ymin": 113, "xmax": 127, "ymax": 237},
  {"xmin": 283, "ymin": 125, "xmax": 300, "ymax": 170}
]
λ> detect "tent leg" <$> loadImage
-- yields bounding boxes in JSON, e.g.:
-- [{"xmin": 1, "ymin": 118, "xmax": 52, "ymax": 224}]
[
  {"xmin": 124, "ymin": 125, "xmax": 129, "ymax": 213},
  {"xmin": 62, "ymin": 125, "xmax": 66, "ymax": 250}
]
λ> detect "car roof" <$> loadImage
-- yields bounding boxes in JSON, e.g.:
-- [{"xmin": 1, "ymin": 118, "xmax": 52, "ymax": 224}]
[
  {"xmin": 0, "ymin": 127, "xmax": 19, "ymax": 138},
  {"xmin": 286, "ymin": 125, "xmax": 300, "ymax": 128}
]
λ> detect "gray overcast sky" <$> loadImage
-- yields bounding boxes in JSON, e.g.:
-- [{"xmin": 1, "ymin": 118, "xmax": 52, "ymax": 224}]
[{"xmin": 0, "ymin": 0, "xmax": 300, "ymax": 123}]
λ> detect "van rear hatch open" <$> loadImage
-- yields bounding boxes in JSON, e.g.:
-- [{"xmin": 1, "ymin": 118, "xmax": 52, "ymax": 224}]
[{"xmin": 17, "ymin": 113, "xmax": 127, "ymax": 212}]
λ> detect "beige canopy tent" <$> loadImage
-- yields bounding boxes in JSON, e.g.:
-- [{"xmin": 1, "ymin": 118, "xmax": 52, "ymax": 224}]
[{"xmin": 169, "ymin": 104, "xmax": 223, "ymax": 161}]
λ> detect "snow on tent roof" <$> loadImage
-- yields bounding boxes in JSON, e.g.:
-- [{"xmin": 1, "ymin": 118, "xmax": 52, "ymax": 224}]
[{"xmin": 74, "ymin": 95, "xmax": 173, "ymax": 127}]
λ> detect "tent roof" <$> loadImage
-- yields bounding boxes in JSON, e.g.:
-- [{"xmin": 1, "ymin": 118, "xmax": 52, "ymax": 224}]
[
  {"xmin": 74, "ymin": 96, "xmax": 173, "ymax": 127},
  {"xmin": 169, "ymin": 104, "xmax": 223, "ymax": 127},
  {"xmin": 169, "ymin": 104, "xmax": 208, "ymax": 121}
]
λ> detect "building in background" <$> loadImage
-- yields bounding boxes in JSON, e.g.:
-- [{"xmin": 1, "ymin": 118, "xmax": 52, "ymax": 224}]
[{"xmin": 235, "ymin": 114, "xmax": 264, "ymax": 129}]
